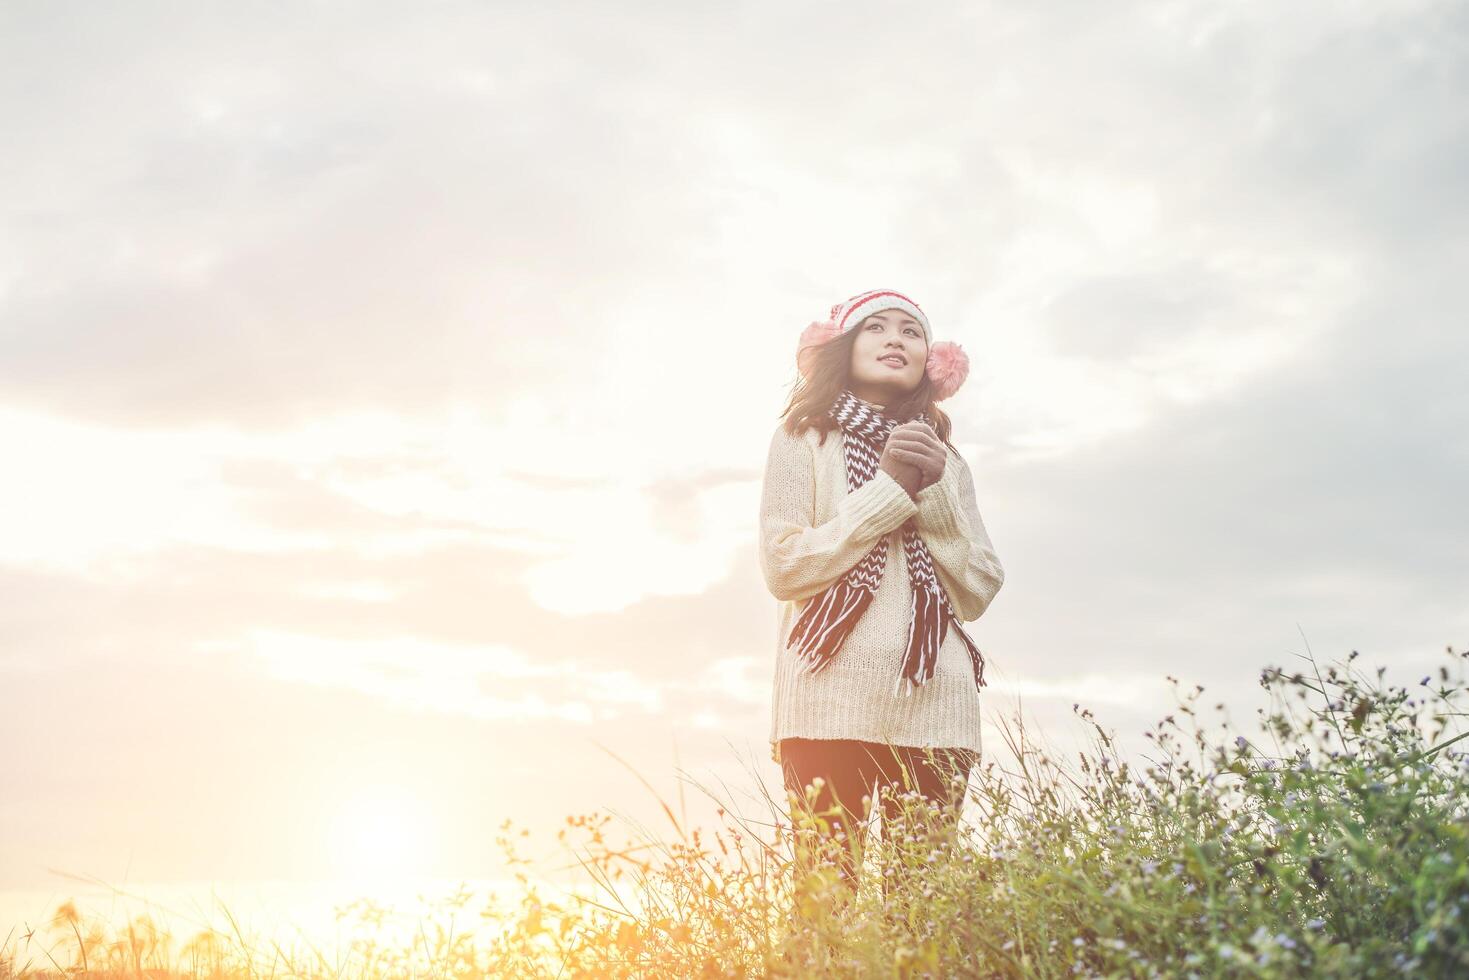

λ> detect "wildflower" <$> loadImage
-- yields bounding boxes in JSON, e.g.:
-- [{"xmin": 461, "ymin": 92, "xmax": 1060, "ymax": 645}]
[
  {"xmin": 1306, "ymin": 918, "xmax": 1325, "ymax": 930},
  {"xmin": 1219, "ymin": 944, "xmax": 1234, "ymax": 959}
]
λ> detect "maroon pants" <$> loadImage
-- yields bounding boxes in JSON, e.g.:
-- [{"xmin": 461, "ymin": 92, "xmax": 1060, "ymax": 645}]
[{"xmin": 779, "ymin": 736, "xmax": 976, "ymax": 919}]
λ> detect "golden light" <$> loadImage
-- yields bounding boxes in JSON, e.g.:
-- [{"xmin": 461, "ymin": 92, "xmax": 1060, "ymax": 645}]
[{"xmin": 326, "ymin": 786, "xmax": 435, "ymax": 883}]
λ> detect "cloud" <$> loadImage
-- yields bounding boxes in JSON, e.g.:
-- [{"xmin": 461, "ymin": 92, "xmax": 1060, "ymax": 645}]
[{"xmin": 244, "ymin": 629, "xmax": 662, "ymax": 722}]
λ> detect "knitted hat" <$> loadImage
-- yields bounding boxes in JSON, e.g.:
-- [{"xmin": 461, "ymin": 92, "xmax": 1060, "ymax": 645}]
[{"xmin": 795, "ymin": 288, "xmax": 970, "ymax": 400}]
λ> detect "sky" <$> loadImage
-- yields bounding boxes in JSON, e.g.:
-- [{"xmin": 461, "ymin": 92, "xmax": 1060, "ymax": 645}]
[{"xmin": 2, "ymin": 0, "xmax": 1467, "ymax": 932}]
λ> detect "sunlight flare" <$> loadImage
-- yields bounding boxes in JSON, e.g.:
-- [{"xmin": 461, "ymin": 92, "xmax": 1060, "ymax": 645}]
[{"xmin": 326, "ymin": 787, "xmax": 435, "ymax": 883}]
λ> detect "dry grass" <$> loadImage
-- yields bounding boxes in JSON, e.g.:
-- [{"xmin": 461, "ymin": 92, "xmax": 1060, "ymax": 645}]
[{"xmin": 7, "ymin": 643, "xmax": 1469, "ymax": 978}]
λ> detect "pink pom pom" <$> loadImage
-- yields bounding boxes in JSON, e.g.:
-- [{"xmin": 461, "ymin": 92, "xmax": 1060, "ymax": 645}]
[
  {"xmin": 925, "ymin": 341, "xmax": 969, "ymax": 400},
  {"xmin": 795, "ymin": 318, "xmax": 842, "ymax": 377}
]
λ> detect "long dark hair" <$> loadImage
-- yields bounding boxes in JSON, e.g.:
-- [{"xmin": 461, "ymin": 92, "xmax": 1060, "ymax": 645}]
[{"xmin": 778, "ymin": 320, "xmax": 956, "ymax": 451}]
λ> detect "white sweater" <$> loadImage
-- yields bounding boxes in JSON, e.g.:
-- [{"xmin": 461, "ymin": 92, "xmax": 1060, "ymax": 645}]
[{"xmin": 757, "ymin": 418, "xmax": 1005, "ymax": 765}]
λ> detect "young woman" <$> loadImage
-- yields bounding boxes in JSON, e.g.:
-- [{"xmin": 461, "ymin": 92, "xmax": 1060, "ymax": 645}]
[{"xmin": 757, "ymin": 287, "xmax": 1006, "ymax": 914}]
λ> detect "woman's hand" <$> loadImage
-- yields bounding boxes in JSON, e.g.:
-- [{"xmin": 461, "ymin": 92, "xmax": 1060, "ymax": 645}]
[
  {"xmin": 884, "ymin": 422, "xmax": 947, "ymax": 493},
  {"xmin": 877, "ymin": 439, "xmax": 923, "ymax": 500}
]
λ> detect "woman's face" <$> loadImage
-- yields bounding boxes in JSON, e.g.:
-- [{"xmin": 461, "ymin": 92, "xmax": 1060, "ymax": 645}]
[{"xmin": 848, "ymin": 309, "xmax": 927, "ymax": 405}]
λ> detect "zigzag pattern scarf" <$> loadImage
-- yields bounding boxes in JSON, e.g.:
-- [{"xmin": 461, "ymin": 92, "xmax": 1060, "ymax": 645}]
[{"xmin": 787, "ymin": 388, "xmax": 989, "ymax": 697}]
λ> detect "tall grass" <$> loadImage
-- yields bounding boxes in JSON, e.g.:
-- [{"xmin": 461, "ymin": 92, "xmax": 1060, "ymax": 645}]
[{"xmin": 6, "ymin": 644, "xmax": 1468, "ymax": 978}]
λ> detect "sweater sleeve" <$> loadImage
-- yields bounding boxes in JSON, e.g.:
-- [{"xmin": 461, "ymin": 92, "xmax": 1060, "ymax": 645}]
[
  {"xmin": 914, "ymin": 448, "xmax": 1005, "ymax": 622},
  {"xmin": 758, "ymin": 425, "xmax": 919, "ymax": 603}
]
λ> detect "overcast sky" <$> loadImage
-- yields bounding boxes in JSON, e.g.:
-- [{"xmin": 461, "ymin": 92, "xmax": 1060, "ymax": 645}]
[{"xmin": 2, "ymin": 0, "xmax": 1466, "ymax": 914}]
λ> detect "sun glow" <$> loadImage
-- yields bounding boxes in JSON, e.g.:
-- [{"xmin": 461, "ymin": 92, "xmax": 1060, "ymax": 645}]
[{"xmin": 326, "ymin": 787, "xmax": 436, "ymax": 883}]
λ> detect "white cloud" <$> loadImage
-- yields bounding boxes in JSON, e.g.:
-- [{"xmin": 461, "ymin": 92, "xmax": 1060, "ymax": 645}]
[{"xmin": 243, "ymin": 629, "xmax": 664, "ymax": 721}]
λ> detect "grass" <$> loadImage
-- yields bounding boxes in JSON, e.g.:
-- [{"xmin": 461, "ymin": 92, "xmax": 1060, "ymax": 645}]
[{"xmin": 5, "ymin": 643, "xmax": 1469, "ymax": 978}]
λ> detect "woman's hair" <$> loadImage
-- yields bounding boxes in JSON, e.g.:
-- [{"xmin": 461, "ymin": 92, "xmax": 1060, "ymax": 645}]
[{"xmin": 778, "ymin": 320, "xmax": 956, "ymax": 451}]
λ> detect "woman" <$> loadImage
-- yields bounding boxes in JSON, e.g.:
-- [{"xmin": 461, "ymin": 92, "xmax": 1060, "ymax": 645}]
[{"xmin": 757, "ymin": 287, "xmax": 1006, "ymax": 916}]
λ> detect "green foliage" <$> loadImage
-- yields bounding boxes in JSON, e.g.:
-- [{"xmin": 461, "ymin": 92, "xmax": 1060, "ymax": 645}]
[{"xmin": 6, "ymin": 645, "xmax": 1468, "ymax": 978}]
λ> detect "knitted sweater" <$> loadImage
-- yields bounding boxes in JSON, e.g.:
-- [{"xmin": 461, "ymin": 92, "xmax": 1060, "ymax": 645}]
[{"xmin": 758, "ymin": 417, "xmax": 1005, "ymax": 765}]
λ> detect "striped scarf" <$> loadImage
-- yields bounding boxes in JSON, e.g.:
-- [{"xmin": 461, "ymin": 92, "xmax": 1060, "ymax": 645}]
[{"xmin": 787, "ymin": 388, "xmax": 989, "ymax": 697}]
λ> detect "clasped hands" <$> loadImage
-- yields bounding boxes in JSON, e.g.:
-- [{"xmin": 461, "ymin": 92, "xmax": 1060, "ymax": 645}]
[{"xmin": 877, "ymin": 421, "xmax": 947, "ymax": 501}]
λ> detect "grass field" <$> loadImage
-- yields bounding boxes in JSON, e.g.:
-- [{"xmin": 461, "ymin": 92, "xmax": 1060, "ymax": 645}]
[{"xmin": 6, "ymin": 644, "xmax": 1467, "ymax": 978}]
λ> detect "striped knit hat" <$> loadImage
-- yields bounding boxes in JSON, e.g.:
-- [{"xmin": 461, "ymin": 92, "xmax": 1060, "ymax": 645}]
[{"xmin": 795, "ymin": 287, "xmax": 970, "ymax": 400}]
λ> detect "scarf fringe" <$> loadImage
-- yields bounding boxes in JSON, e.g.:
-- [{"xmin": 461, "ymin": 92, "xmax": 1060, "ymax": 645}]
[
  {"xmin": 786, "ymin": 579, "xmax": 874, "ymax": 675},
  {"xmin": 896, "ymin": 585, "xmax": 943, "ymax": 694},
  {"xmin": 893, "ymin": 605, "xmax": 988, "ymax": 697},
  {"xmin": 951, "ymin": 610, "xmax": 989, "ymax": 690}
]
